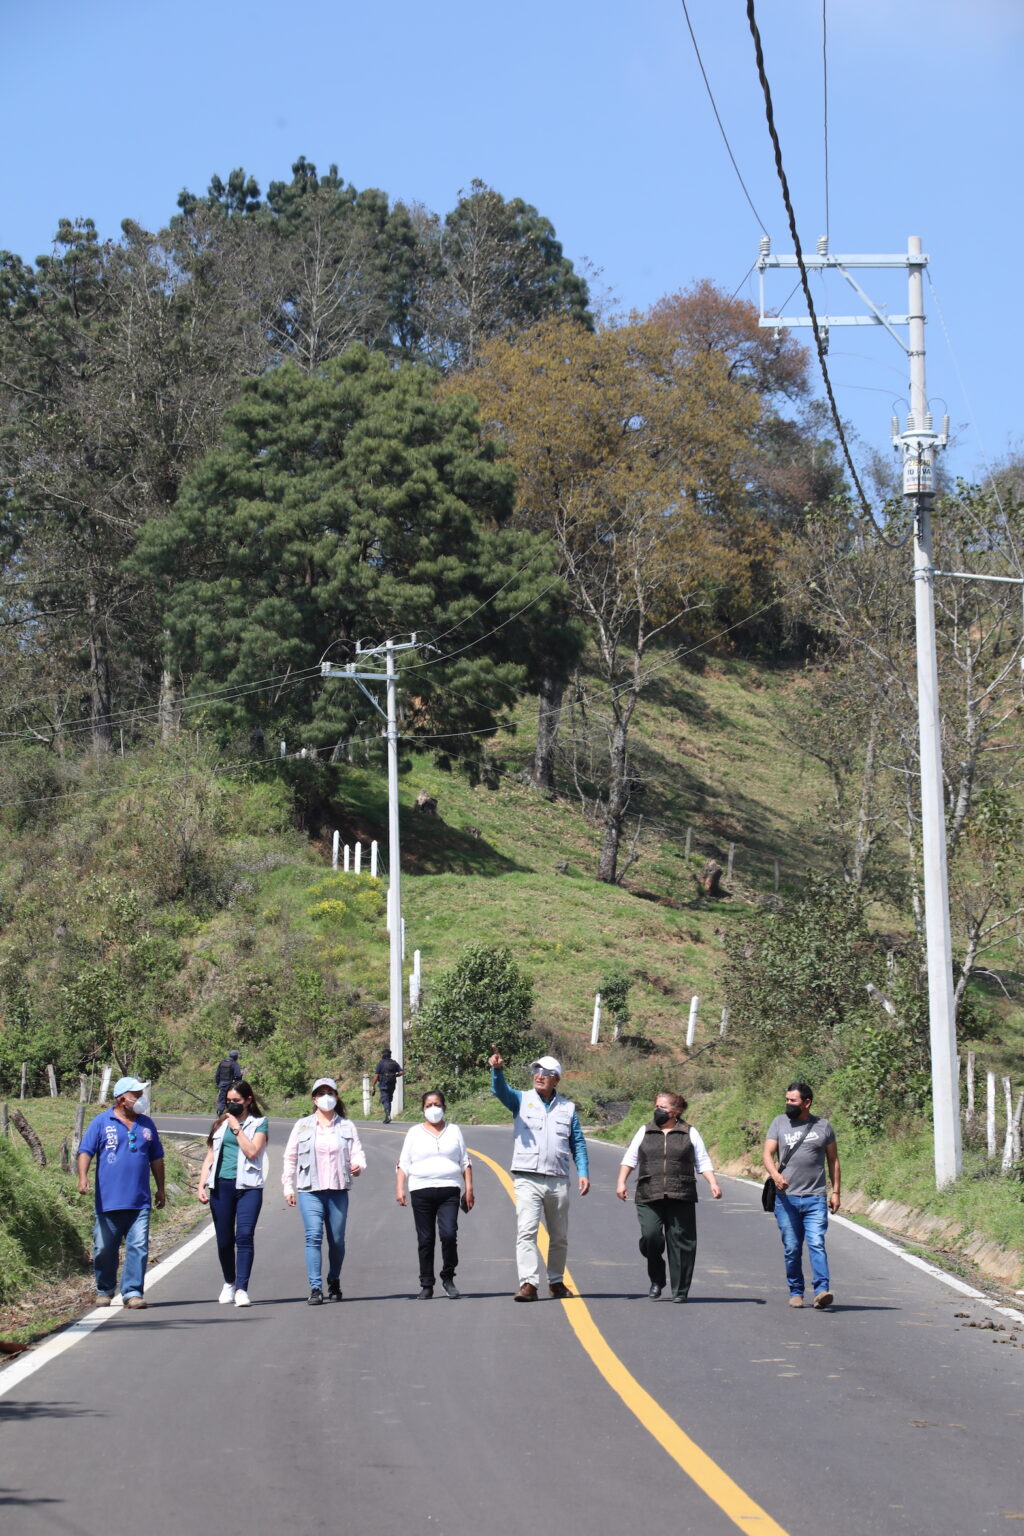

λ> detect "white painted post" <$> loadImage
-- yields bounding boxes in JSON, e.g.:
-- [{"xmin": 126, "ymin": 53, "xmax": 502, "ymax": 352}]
[
  {"xmin": 965, "ymin": 1050, "xmax": 976, "ymax": 1124},
  {"xmin": 986, "ymin": 1071, "xmax": 997, "ymax": 1158},
  {"xmin": 332, "ymin": 831, "xmax": 340, "ymax": 870},
  {"xmin": 344, "ymin": 844, "xmax": 351, "ymax": 874},
  {"xmin": 686, "ymin": 995, "xmax": 699, "ymax": 1049},
  {"xmin": 719, "ymin": 1006, "xmax": 729, "ymax": 1038},
  {"xmin": 99, "ymin": 1065, "xmax": 112, "ymax": 1103},
  {"xmin": 46, "ymin": 1064, "xmax": 58, "ymax": 1098},
  {"xmin": 370, "ymin": 841, "xmax": 379, "ymax": 879},
  {"xmin": 362, "ymin": 1074, "xmax": 372, "ymax": 1117},
  {"xmin": 591, "ymin": 993, "xmax": 602, "ymax": 1046},
  {"xmin": 410, "ymin": 970, "xmax": 420, "ymax": 1014},
  {"xmin": 1001, "ymin": 1077, "xmax": 1015, "ymax": 1173},
  {"xmin": 279, "ymin": 741, "xmax": 286, "ymax": 758},
  {"xmin": 354, "ymin": 842, "xmax": 362, "ymax": 875},
  {"xmin": 727, "ymin": 844, "xmax": 735, "ymax": 882},
  {"xmin": 20, "ymin": 1062, "xmax": 26, "ymax": 1100},
  {"xmin": 1012, "ymin": 1091, "xmax": 1024, "ymax": 1165}
]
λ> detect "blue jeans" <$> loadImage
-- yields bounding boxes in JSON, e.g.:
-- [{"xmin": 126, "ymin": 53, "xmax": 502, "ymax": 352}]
[
  {"xmin": 93, "ymin": 1207, "xmax": 151, "ymax": 1299},
  {"xmin": 208, "ymin": 1185, "xmax": 263, "ymax": 1290},
  {"xmin": 297, "ymin": 1189, "xmax": 349, "ymax": 1288},
  {"xmin": 774, "ymin": 1193, "xmax": 830, "ymax": 1297}
]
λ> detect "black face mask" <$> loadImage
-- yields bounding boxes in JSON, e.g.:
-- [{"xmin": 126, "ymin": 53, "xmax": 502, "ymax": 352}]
[
  {"xmin": 653, "ymin": 1108, "xmax": 672, "ymax": 1127},
  {"xmin": 784, "ymin": 1105, "xmax": 805, "ymax": 1121},
  {"xmin": 226, "ymin": 1104, "xmax": 247, "ymax": 1117}
]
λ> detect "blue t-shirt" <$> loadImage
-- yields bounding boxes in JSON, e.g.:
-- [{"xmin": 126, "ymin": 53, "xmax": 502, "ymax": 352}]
[{"xmin": 79, "ymin": 1110, "xmax": 165, "ymax": 1213}]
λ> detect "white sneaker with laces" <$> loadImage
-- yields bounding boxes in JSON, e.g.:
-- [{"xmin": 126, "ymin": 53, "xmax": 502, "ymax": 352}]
[
  {"xmin": 234, "ymin": 1288, "xmax": 252, "ymax": 1307},
  {"xmin": 218, "ymin": 1284, "xmax": 236, "ymax": 1304}
]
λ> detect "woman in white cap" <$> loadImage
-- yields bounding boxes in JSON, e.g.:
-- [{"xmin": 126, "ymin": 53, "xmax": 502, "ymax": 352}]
[
  {"xmin": 196, "ymin": 1080, "xmax": 269, "ymax": 1307},
  {"xmin": 396, "ymin": 1090, "xmax": 474, "ymax": 1299},
  {"xmin": 282, "ymin": 1078, "xmax": 366, "ymax": 1305}
]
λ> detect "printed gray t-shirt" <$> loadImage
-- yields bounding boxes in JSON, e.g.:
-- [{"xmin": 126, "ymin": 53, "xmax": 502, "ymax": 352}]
[{"xmin": 766, "ymin": 1115, "xmax": 835, "ymax": 1196}]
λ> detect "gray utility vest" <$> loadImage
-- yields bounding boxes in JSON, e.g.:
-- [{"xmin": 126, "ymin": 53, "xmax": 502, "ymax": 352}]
[
  {"xmin": 634, "ymin": 1123, "xmax": 698, "ymax": 1203},
  {"xmin": 511, "ymin": 1090, "xmax": 576, "ymax": 1178}
]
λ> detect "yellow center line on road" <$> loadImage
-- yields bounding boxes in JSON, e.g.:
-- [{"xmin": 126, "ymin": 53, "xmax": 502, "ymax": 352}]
[{"xmin": 468, "ymin": 1145, "xmax": 792, "ymax": 1536}]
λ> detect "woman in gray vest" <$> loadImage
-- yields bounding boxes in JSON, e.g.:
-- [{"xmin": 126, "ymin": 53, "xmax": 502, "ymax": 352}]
[
  {"xmin": 282, "ymin": 1077, "xmax": 367, "ymax": 1305},
  {"xmin": 615, "ymin": 1092, "xmax": 721, "ymax": 1302},
  {"xmin": 197, "ymin": 1079, "xmax": 269, "ymax": 1308}
]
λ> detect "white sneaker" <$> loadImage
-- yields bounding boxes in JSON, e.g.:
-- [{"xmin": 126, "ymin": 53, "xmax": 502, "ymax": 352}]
[
  {"xmin": 234, "ymin": 1289, "xmax": 252, "ymax": 1308},
  {"xmin": 218, "ymin": 1284, "xmax": 236, "ymax": 1304}
]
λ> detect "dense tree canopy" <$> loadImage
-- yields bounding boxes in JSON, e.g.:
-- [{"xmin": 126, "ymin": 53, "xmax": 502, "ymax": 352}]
[{"xmin": 134, "ymin": 346, "xmax": 580, "ymax": 760}]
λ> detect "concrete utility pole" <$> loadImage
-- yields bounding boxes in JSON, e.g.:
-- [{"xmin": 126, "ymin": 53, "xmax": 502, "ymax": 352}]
[
  {"xmin": 322, "ymin": 636, "xmax": 418, "ymax": 1116},
  {"xmin": 758, "ymin": 235, "xmax": 962, "ymax": 1187}
]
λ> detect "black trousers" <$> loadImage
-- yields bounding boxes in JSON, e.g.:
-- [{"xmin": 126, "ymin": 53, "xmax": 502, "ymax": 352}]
[
  {"xmin": 410, "ymin": 1187, "xmax": 460, "ymax": 1287},
  {"xmin": 637, "ymin": 1198, "xmax": 697, "ymax": 1300}
]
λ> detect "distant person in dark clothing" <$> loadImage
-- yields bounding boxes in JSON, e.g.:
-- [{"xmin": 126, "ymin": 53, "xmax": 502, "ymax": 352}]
[
  {"xmin": 215, "ymin": 1050, "xmax": 242, "ymax": 1114},
  {"xmin": 372, "ymin": 1049, "xmax": 403, "ymax": 1123}
]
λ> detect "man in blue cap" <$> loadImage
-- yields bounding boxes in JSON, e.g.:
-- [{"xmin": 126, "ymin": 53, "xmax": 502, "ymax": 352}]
[{"xmin": 77, "ymin": 1077, "xmax": 166, "ymax": 1309}]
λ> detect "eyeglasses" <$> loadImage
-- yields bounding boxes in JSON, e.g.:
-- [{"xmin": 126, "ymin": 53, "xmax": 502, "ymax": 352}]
[
  {"xmin": 127, "ymin": 1129, "xmax": 138, "ymax": 1152},
  {"xmin": 533, "ymin": 1070, "xmax": 558, "ymax": 1079}
]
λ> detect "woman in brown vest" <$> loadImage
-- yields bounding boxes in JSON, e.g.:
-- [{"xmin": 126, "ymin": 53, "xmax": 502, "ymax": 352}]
[{"xmin": 616, "ymin": 1092, "xmax": 722, "ymax": 1301}]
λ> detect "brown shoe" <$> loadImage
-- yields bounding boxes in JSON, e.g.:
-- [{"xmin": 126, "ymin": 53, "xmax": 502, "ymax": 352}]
[
  {"xmin": 788, "ymin": 1295, "xmax": 804, "ymax": 1308},
  {"xmin": 813, "ymin": 1291, "xmax": 834, "ymax": 1309},
  {"xmin": 513, "ymin": 1282, "xmax": 538, "ymax": 1302},
  {"xmin": 549, "ymin": 1281, "xmax": 574, "ymax": 1299},
  {"xmin": 94, "ymin": 1295, "xmax": 113, "ymax": 1308},
  {"xmin": 124, "ymin": 1297, "xmax": 148, "ymax": 1310}
]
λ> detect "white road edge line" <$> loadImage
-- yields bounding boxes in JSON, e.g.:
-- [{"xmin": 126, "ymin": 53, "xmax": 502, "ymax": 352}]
[
  {"xmin": 587, "ymin": 1137, "xmax": 1024, "ymax": 1328},
  {"xmin": 0, "ymin": 1220, "xmax": 218, "ymax": 1400}
]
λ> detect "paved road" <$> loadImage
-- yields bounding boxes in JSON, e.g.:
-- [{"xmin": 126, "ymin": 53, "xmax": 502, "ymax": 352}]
[{"xmin": 1, "ymin": 1116, "xmax": 1022, "ymax": 1535}]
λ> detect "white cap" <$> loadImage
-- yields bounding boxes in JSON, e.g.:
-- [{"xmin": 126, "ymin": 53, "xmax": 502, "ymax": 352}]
[
  {"xmin": 530, "ymin": 1056, "xmax": 562, "ymax": 1077},
  {"xmin": 311, "ymin": 1077, "xmax": 338, "ymax": 1094}
]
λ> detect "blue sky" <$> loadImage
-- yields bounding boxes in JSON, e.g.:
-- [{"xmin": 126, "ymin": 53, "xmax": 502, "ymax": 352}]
[{"xmin": 3, "ymin": 0, "xmax": 1021, "ymax": 485}]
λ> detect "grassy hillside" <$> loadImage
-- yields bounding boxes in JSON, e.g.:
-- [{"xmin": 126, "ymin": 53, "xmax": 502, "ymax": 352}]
[{"xmin": 1, "ymin": 651, "xmax": 1022, "ymax": 1297}]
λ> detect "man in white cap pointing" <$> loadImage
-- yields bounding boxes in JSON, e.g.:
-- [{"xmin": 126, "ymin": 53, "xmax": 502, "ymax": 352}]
[
  {"xmin": 488, "ymin": 1051, "xmax": 589, "ymax": 1302},
  {"xmin": 77, "ymin": 1077, "xmax": 166, "ymax": 1309}
]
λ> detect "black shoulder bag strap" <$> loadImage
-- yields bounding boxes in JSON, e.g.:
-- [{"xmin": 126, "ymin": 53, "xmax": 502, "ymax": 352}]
[{"xmin": 777, "ymin": 1115, "xmax": 816, "ymax": 1174}]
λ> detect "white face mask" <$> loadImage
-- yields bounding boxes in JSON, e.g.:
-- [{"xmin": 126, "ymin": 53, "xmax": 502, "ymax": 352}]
[
  {"xmin": 315, "ymin": 1094, "xmax": 337, "ymax": 1112},
  {"xmin": 424, "ymin": 1105, "xmax": 445, "ymax": 1124}
]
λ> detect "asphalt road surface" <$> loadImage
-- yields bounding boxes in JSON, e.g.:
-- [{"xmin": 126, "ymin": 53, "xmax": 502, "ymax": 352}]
[{"xmin": 1, "ymin": 1115, "xmax": 1022, "ymax": 1536}]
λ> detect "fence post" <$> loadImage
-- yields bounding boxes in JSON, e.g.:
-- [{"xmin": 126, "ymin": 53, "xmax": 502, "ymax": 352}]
[
  {"xmin": 20, "ymin": 1062, "xmax": 26, "ymax": 1100},
  {"xmin": 99, "ymin": 1065, "xmax": 112, "ymax": 1103},
  {"xmin": 371, "ymin": 840, "xmax": 379, "ymax": 879},
  {"xmin": 591, "ymin": 993, "xmax": 602, "ymax": 1046},
  {"xmin": 46, "ymin": 1064, "xmax": 58, "ymax": 1098},
  {"xmin": 686, "ymin": 994, "xmax": 699, "ymax": 1049},
  {"xmin": 727, "ymin": 844, "xmax": 735, "ymax": 882},
  {"xmin": 354, "ymin": 843, "xmax": 362, "ymax": 875},
  {"xmin": 719, "ymin": 1006, "xmax": 729, "ymax": 1038},
  {"xmin": 986, "ymin": 1072, "xmax": 997, "ymax": 1158},
  {"xmin": 965, "ymin": 1050, "xmax": 976, "ymax": 1124},
  {"xmin": 279, "ymin": 741, "xmax": 286, "ymax": 758},
  {"xmin": 362, "ymin": 1074, "xmax": 372, "ymax": 1117},
  {"xmin": 79, "ymin": 1074, "xmax": 88, "ymax": 1104},
  {"xmin": 1012, "ymin": 1091, "xmax": 1024, "ymax": 1165},
  {"xmin": 72, "ymin": 1103, "xmax": 86, "ymax": 1157},
  {"xmin": 332, "ymin": 831, "xmax": 340, "ymax": 870},
  {"xmin": 684, "ymin": 827, "xmax": 692, "ymax": 859},
  {"xmin": 344, "ymin": 844, "xmax": 351, "ymax": 873},
  {"xmin": 1001, "ymin": 1078, "xmax": 1015, "ymax": 1172}
]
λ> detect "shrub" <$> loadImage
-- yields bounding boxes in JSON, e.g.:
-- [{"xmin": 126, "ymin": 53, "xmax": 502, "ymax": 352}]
[{"xmin": 408, "ymin": 944, "xmax": 536, "ymax": 1093}]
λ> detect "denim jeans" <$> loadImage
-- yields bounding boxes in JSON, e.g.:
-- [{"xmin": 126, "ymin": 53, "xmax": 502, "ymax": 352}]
[
  {"xmin": 297, "ymin": 1189, "xmax": 349, "ymax": 1288},
  {"xmin": 774, "ymin": 1192, "xmax": 830, "ymax": 1296},
  {"xmin": 208, "ymin": 1185, "xmax": 263, "ymax": 1290},
  {"xmin": 93, "ymin": 1207, "xmax": 151, "ymax": 1299},
  {"xmin": 410, "ymin": 1186, "xmax": 461, "ymax": 1287}
]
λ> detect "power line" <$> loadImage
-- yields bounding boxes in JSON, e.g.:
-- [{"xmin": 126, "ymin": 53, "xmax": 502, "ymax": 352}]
[
  {"xmin": 744, "ymin": 0, "xmax": 873, "ymax": 521},
  {"xmin": 679, "ymin": 0, "xmax": 770, "ymax": 237}
]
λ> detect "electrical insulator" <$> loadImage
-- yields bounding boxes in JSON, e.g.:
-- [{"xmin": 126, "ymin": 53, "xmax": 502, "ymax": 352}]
[
  {"xmin": 758, "ymin": 235, "xmax": 771, "ymax": 257},
  {"xmin": 817, "ymin": 235, "xmax": 828, "ymax": 256}
]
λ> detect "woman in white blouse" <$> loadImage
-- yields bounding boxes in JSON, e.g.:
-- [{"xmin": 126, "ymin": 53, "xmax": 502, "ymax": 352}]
[
  {"xmin": 282, "ymin": 1076, "xmax": 366, "ymax": 1306},
  {"xmin": 396, "ymin": 1091, "xmax": 474, "ymax": 1299}
]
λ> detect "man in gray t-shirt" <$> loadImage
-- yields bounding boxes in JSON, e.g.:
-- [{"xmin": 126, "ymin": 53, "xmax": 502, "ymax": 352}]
[{"xmin": 763, "ymin": 1081, "xmax": 841, "ymax": 1310}]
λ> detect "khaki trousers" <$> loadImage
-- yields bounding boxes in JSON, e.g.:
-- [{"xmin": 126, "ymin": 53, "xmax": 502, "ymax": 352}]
[{"xmin": 513, "ymin": 1173, "xmax": 571, "ymax": 1286}]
